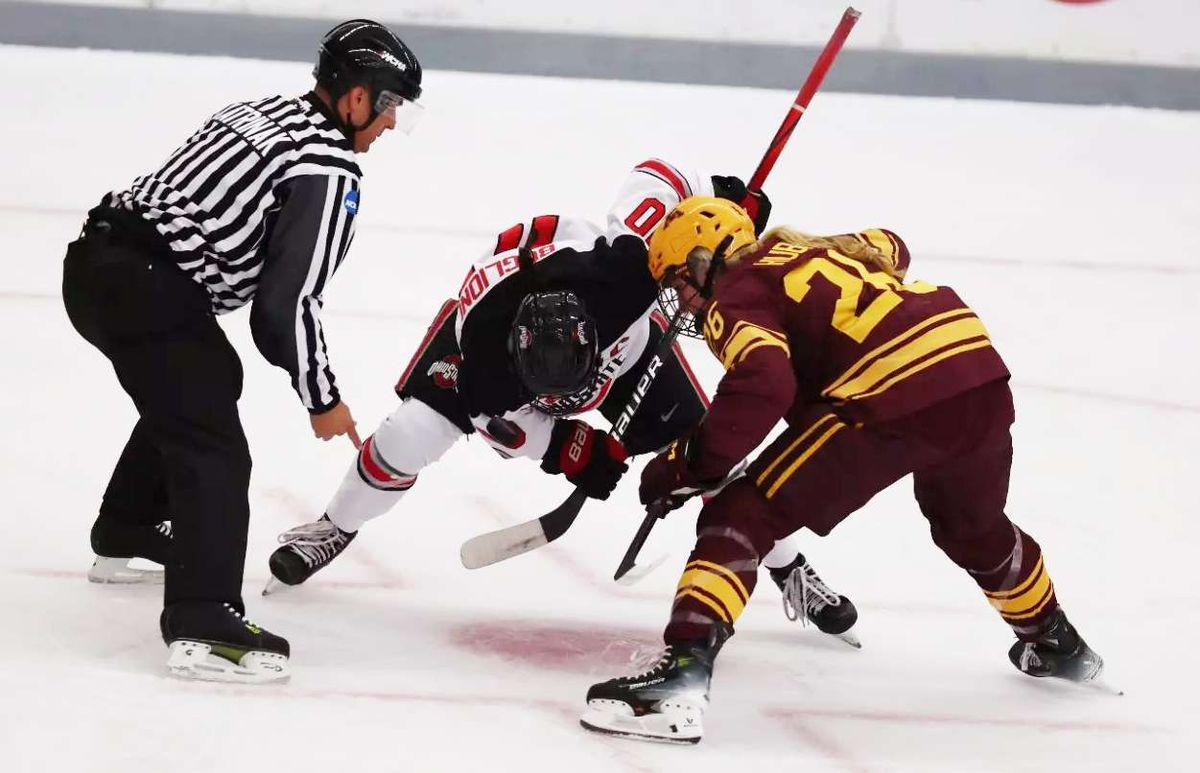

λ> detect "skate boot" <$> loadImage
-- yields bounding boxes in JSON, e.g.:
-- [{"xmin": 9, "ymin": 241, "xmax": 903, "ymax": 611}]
[
  {"xmin": 769, "ymin": 553, "xmax": 861, "ymax": 648},
  {"xmin": 581, "ymin": 630, "xmax": 727, "ymax": 744},
  {"xmin": 161, "ymin": 601, "xmax": 290, "ymax": 683},
  {"xmin": 88, "ymin": 517, "xmax": 172, "ymax": 584},
  {"xmin": 1009, "ymin": 608, "xmax": 1108, "ymax": 687},
  {"xmin": 263, "ymin": 515, "xmax": 356, "ymax": 595}
]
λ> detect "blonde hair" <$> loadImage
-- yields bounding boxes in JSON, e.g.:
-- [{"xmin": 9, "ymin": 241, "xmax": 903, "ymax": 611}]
[{"xmin": 730, "ymin": 226, "xmax": 905, "ymax": 280}]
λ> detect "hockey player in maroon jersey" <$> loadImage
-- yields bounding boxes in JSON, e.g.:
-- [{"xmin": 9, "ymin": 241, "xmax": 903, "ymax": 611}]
[
  {"xmin": 581, "ymin": 196, "xmax": 1106, "ymax": 744},
  {"xmin": 263, "ymin": 160, "xmax": 859, "ymax": 644}
]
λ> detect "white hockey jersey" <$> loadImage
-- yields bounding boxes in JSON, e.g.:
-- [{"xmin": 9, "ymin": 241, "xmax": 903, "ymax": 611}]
[{"xmin": 453, "ymin": 159, "xmax": 714, "ymax": 462}]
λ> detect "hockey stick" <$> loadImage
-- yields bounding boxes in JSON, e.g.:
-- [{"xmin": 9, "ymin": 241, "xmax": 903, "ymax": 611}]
[
  {"xmin": 612, "ymin": 6, "xmax": 862, "ymax": 583},
  {"xmin": 747, "ymin": 6, "xmax": 861, "ymax": 195},
  {"xmin": 613, "ymin": 460, "xmax": 748, "ymax": 582},
  {"xmin": 460, "ymin": 305, "xmax": 693, "ymax": 569}
]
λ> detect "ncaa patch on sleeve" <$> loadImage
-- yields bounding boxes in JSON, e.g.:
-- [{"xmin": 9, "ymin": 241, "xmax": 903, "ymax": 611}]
[{"xmin": 343, "ymin": 189, "xmax": 359, "ymax": 215}]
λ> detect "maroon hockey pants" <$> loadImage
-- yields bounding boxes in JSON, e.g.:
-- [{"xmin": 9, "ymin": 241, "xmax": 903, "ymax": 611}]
[{"xmin": 666, "ymin": 379, "xmax": 1059, "ymax": 643}]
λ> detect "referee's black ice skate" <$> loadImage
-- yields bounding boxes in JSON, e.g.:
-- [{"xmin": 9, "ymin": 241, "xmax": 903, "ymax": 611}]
[
  {"xmin": 581, "ymin": 627, "xmax": 729, "ymax": 744},
  {"xmin": 161, "ymin": 601, "xmax": 290, "ymax": 683},
  {"xmin": 769, "ymin": 553, "xmax": 861, "ymax": 648},
  {"xmin": 263, "ymin": 514, "xmax": 356, "ymax": 595},
  {"xmin": 1009, "ymin": 608, "xmax": 1117, "ymax": 692},
  {"xmin": 88, "ymin": 517, "xmax": 172, "ymax": 584}
]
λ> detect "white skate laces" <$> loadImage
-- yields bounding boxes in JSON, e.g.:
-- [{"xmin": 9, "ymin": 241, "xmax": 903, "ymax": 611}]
[
  {"xmin": 277, "ymin": 519, "xmax": 348, "ymax": 568},
  {"xmin": 781, "ymin": 560, "xmax": 842, "ymax": 626},
  {"xmin": 1017, "ymin": 643, "xmax": 1042, "ymax": 671},
  {"xmin": 624, "ymin": 645, "xmax": 674, "ymax": 679},
  {"xmin": 156, "ymin": 521, "xmax": 173, "ymax": 538}
]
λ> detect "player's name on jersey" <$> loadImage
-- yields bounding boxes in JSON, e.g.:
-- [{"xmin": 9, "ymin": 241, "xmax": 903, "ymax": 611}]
[{"xmin": 458, "ymin": 243, "xmax": 557, "ymax": 312}]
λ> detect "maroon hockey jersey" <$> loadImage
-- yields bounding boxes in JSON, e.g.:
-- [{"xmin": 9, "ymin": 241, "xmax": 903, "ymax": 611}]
[{"xmin": 689, "ymin": 229, "xmax": 1010, "ymax": 482}]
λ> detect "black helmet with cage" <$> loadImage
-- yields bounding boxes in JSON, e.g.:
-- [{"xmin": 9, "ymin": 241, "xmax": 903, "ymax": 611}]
[
  {"xmin": 508, "ymin": 291, "xmax": 600, "ymax": 416},
  {"xmin": 313, "ymin": 19, "xmax": 424, "ymax": 136}
]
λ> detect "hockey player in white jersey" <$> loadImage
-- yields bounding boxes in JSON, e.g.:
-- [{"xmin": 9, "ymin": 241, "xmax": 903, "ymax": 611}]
[{"xmin": 264, "ymin": 159, "xmax": 859, "ymax": 643}]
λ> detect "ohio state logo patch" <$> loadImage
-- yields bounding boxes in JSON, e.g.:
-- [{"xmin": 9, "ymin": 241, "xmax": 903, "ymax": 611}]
[{"xmin": 427, "ymin": 354, "xmax": 462, "ymax": 389}]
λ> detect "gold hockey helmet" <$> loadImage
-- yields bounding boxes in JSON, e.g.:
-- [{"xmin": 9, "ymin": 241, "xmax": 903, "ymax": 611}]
[{"xmin": 647, "ymin": 195, "xmax": 757, "ymax": 282}]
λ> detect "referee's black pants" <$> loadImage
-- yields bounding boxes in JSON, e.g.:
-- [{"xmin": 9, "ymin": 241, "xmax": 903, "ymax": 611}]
[{"xmin": 62, "ymin": 223, "xmax": 250, "ymax": 608}]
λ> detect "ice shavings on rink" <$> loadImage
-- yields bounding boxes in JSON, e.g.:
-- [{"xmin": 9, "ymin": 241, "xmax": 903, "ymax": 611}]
[{"xmin": 1, "ymin": 44, "xmax": 1198, "ymax": 771}]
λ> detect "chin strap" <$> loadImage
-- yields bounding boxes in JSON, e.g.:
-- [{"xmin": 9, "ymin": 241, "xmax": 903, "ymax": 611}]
[
  {"xmin": 699, "ymin": 235, "xmax": 733, "ymax": 299},
  {"xmin": 329, "ymin": 82, "xmax": 378, "ymax": 143}
]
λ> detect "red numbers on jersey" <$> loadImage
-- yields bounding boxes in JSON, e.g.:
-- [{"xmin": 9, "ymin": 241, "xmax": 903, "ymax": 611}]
[
  {"xmin": 493, "ymin": 215, "xmax": 559, "ymax": 255},
  {"xmin": 459, "ymin": 215, "xmax": 562, "ymax": 312},
  {"xmin": 623, "ymin": 197, "xmax": 667, "ymax": 237}
]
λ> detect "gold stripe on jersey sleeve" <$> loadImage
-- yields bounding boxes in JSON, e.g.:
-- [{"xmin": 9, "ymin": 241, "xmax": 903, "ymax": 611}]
[
  {"xmin": 824, "ymin": 312, "xmax": 990, "ymax": 402},
  {"xmin": 861, "ymin": 228, "xmax": 898, "ymax": 260},
  {"xmin": 718, "ymin": 321, "xmax": 790, "ymax": 371}
]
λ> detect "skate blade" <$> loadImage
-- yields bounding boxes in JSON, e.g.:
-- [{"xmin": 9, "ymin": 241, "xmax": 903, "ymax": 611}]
[
  {"xmin": 1086, "ymin": 677, "xmax": 1124, "ymax": 696},
  {"xmin": 614, "ymin": 552, "xmax": 668, "ymax": 587},
  {"xmin": 166, "ymin": 641, "xmax": 290, "ymax": 684},
  {"xmin": 261, "ymin": 577, "xmax": 286, "ymax": 597},
  {"xmin": 1076, "ymin": 657, "xmax": 1123, "ymax": 696},
  {"xmin": 87, "ymin": 556, "xmax": 164, "ymax": 585},
  {"xmin": 829, "ymin": 625, "xmax": 862, "ymax": 649},
  {"xmin": 580, "ymin": 700, "xmax": 703, "ymax": 744}
]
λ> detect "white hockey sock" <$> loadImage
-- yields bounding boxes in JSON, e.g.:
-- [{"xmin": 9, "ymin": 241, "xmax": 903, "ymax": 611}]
[
  {"xmin": 326, "ymin": 459, "xmax": 412, "ymax": 533},
  {"xmin": 762, "ymin": 535, "xmax": 802, "ymax": 570},
  {"xmin": 325, "ymin": 398, "xmax": 464, "ymax": 533}
]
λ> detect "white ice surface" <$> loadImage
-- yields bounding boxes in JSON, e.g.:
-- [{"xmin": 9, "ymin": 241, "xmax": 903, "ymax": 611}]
[{"xmin": 1, "ymin": 45, "xmax": 1199, "ymax": 772}]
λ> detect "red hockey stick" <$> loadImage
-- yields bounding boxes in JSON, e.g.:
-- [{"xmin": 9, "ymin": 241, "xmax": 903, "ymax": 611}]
[
  {"xmin": 613, "ymin": 7, "xmax": 862, "ymax": 582},
  {"xmin": 748, "ymin": 6, "xmax": 861, "ymax": 195}
]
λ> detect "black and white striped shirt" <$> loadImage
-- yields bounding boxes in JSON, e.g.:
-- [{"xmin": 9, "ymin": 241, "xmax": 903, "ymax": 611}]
[{"xmin": 103, "ymin": 93, "xmax": 360, "ymax": 412}]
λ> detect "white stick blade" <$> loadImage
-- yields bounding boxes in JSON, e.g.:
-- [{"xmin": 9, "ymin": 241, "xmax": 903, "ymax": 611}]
[{"xmin": 460, "ymin": 520, "xmax": 549, "ymax": 569}]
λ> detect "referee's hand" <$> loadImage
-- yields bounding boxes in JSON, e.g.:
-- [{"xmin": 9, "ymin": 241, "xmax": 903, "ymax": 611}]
[{"xmin": 310, "ymin": 401, "xmax": 362, "ymax": 448}]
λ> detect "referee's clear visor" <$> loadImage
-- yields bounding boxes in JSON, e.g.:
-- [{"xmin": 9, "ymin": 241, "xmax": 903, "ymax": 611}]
[{"xmin": 376, "ymin": 90, "xmax": 424, "ymax": 134}]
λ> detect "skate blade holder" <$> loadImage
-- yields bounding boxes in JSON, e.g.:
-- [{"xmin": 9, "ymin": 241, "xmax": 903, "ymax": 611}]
[
  {"xmin": 580, "ymin": 699, "xmax": 703, "ymax": 744},
  {"xmin": 88, "ymin": 556, "xmax": 164, "ymax": 585},
  {"xmin": 167, "ymin": 641, "xmax": 290, "ymax": 684}
]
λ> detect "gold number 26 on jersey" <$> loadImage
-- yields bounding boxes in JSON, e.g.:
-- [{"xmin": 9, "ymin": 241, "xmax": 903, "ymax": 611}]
[{"xmin": 783, "ymin": 252, "xmax": 936, "ymax": 343}]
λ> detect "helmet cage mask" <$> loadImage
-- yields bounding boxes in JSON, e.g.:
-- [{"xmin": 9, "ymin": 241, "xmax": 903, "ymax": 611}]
[
  {"xmin": 507, "ymin": 292, "xmax": 601, "ymax": 417},
  {"xmin": 655, "ymin": 237, "xmax": 731, "ymax": 339}
]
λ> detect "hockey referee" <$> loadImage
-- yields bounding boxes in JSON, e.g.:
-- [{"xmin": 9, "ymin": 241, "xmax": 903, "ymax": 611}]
[{"xmin": 61, "ymin": 19, "xmax": 422, "ymax": 683}]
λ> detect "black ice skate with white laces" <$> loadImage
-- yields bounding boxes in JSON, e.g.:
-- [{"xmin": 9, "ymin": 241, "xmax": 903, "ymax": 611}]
[
  {"xmin": 88, "ymin": 518, "xmax": 172, "ymax": 584},
  {"xmin": 581, "ymin": 636, "xmax": 722, "ymax": 744},
  {"xmin": 263, "ymin": 515, "xmax": 356, "ymax": 595},
  {"xmin": 1009, "ymin": 608, "xmax": 1117, "ymax": 693},
  {"xmin": 769, "ymin": 553, "xmax": 861, "ymax": 648},
  {"xmin": 161, "ymin": 601, "xmax": 289, "ymax": 683}
]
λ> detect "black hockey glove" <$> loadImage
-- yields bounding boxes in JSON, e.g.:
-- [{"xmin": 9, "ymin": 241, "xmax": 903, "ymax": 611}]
[
  {"xmin": 541, "ymin": 420, "xmax": 629, "ymax": 500},
  {"xmin": 711, "ymin": 174, "xmax": 772, "ymax": 236}
]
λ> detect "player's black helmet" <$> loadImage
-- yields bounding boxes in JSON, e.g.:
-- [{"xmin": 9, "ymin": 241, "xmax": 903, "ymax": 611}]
[
  {"xmin": 314, "ymin": 19, "xmax": 423, "ymax": 133},
  {"xmin": 509, "ymin": 291, "xmax": 599, "ymax": 415}
]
